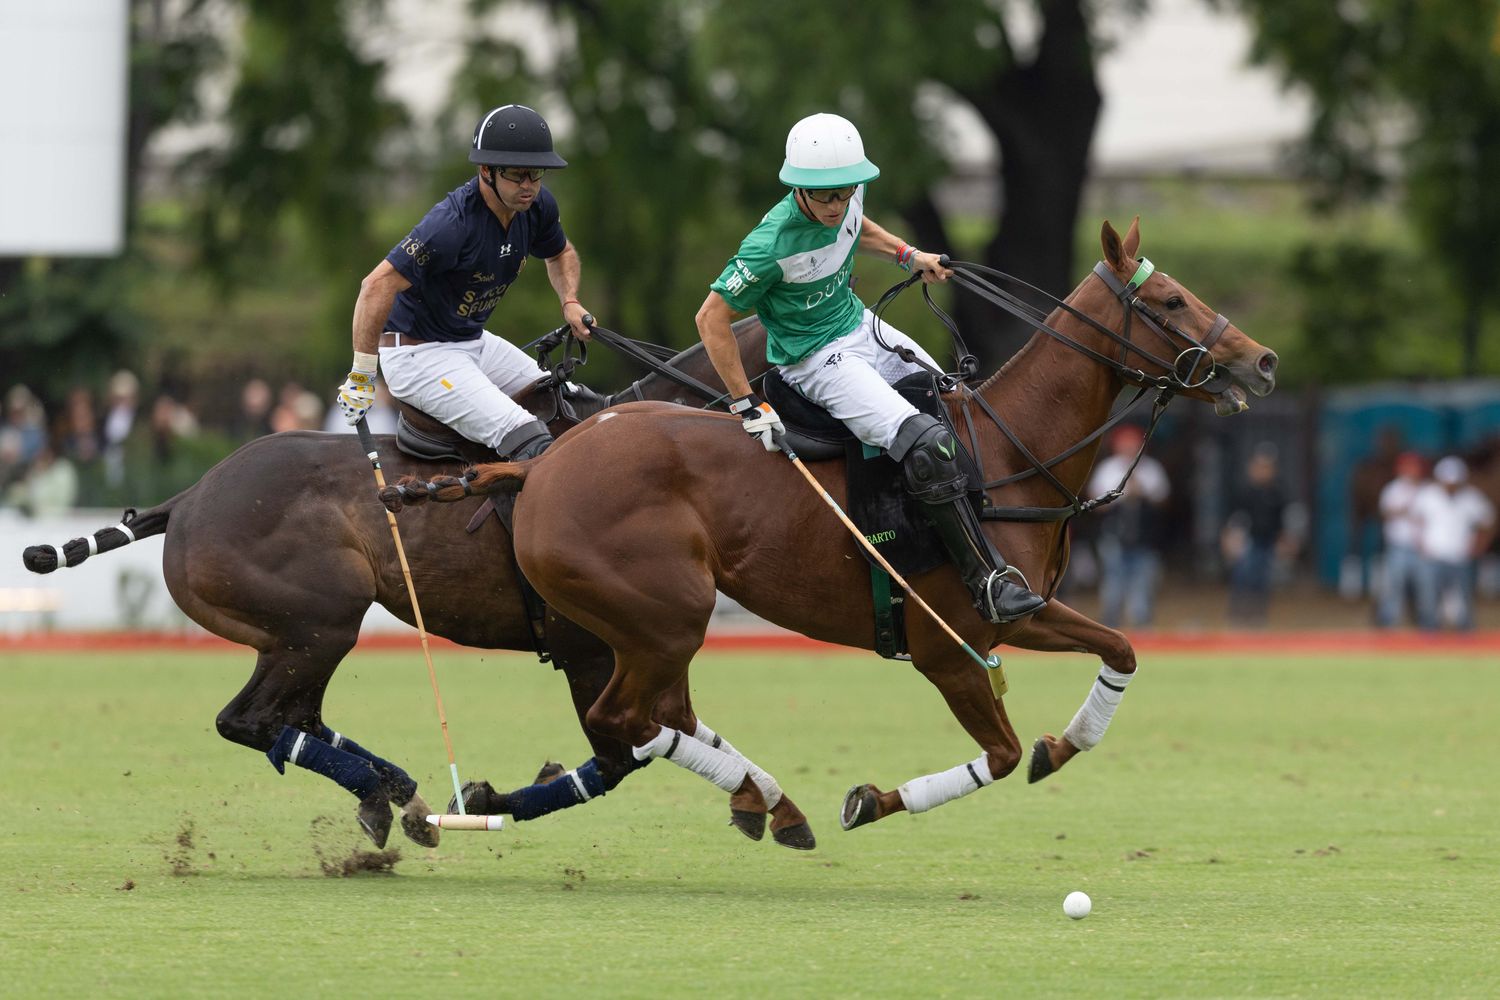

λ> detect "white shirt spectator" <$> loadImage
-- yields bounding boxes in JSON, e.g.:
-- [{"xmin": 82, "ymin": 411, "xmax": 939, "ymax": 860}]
[
  {"xmin": 1411, "ymin": 483, "xmax": 1495, "ymax": 564},
  {"xmin": 1378, "ymin": 476, "xmax": 1423, "ymax": 549},
  {"xmin": 1088, "ymin": 453, "xmax": 1169, "ymax": 503}
]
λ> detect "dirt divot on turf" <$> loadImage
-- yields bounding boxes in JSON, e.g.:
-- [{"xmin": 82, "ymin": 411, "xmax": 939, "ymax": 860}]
[
  {"xmin": 166, "ymin": 818, "xmax": 198, "ymax": 876},
  {"xmin": 309, "ymin": 815, "xmax": 401, "ymax": 877}
]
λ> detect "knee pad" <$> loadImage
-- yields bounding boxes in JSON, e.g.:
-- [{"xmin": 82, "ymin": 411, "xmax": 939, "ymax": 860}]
[{"xmin": 894, "ymin": 417, "xmax": 966, "ymax": 505}]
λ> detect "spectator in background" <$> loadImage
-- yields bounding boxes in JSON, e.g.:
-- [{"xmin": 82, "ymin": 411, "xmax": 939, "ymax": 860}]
[
  {"xmin": 101, "ymin": 369, "xmax": 140, "ymax": 489},
  {"xmin": 1222, "ymin": 444, "xmax": 1301, "ymax": 627},
  {"xmin": 1087, "ymin": 424, "xmax": 1170, "ymax": 628},
  {"xmin": 4, "ymin": 442, "xmax": 78, "ymax": 516},
  {"xmin": 1375, "ymin": 451, "xmax": 1426, "ymax": 628},
  {"xmin": 270, "ymin": 385, "xmax": 325, "ymax": 432},
  {"xmin": 149, "ymin": 394, "xmax": 200, "ymax": 463},
  {"xmin": 3, "ymin": 385, "xmax": 48, "ymax": 466},
  {"xmin": 1412, "ymin": 456, "xmax": 1496, "ymax": 631},
  {"xmin": 231, "ymin": 378, "xmax": 275, "ymax": 442},
  {"xmin": 58, "ymin": 386, "xmax": 100, "ymax": 465}
]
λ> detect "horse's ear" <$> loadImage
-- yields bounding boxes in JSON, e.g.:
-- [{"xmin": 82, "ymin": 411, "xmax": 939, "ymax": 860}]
[
  {"xmin": 1100, "ymin": 220, "xmax": 1125, "ymax": 271},
  {"xmin": 1122, "ymin": 216, "xmax": 1141, "ymax": 259}
]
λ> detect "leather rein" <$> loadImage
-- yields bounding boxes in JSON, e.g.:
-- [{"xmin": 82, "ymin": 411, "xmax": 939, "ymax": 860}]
[{"xmin": 869, "ymin": 257, "xmax": 1234, "ymax": 525}]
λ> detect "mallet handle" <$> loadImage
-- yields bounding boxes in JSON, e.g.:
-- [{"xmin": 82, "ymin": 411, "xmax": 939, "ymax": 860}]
[
  {"xmin": 356, "ymin": 418, "xmax": 467, "ymax": 814},
  {"xmin": 781, "ymin": 445, "xmax": 1003, "ymax": 684}
]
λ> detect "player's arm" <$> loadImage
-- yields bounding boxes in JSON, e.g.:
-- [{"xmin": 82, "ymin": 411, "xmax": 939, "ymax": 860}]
[
  {"xmin": 352, "ymin": 260, "xmax": 411, "ymax": 355},
  {"xmin": 695, "ymin": 290, "xmax": 753, "ymax": 400},
  {"xmin": 858, "ymin": 215, "xmax": 952, "ymax": 285},
  {"xmin": 545, "ymin": 240, "xmax": 591, "ymax": 340}
]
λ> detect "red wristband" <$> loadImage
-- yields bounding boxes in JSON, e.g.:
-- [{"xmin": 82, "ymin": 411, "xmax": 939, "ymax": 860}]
[{"xmin": 563, "ymin": 298, "xmax": 581, "ymax": 308}]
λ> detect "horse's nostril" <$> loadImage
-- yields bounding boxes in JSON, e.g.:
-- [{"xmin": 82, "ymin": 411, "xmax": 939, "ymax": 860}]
[{"xmin": 1258, "ymin": 352, "xmax": 1278, "ymax": 376}]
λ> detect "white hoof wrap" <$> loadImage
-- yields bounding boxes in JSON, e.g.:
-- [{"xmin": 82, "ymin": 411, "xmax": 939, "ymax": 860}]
[
  {"xmin": 897, "ymin": 753, "xmax": 995, "ymax": 815},
  {"xmin": 1062, "ymin": 664, "xmax": 1134, "ymax": 751},
  {"xmin": 694, "ymin": 720, "xmax": 783, "ymax": 809},
  {"xmin": 633, "ymin": 726, "xmax": 748, "ymax": 793}
]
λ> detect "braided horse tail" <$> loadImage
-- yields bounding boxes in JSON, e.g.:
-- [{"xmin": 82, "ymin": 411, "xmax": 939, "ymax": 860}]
[
  {"xmin": 379, "ymin": 460, "xmax": 531, "ymax": 513},
  {"xmin": 22, "ymin": 500, "xmax": 177, "ymax": 574}
]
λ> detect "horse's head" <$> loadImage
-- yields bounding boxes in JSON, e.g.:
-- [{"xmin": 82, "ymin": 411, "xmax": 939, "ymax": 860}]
[{"xmin": 1097, "ymin": 218, "xmax": 1278, "ymax": 415}]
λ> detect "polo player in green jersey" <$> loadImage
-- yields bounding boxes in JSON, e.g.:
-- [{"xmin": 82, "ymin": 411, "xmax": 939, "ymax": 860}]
[{"xmin": 695, "ymin": 113, "xmax": 1046, "ymax": 624}]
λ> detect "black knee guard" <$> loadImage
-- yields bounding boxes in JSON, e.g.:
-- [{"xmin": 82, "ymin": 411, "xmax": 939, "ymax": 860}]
[{"xmin": 891, "ymin": 414, "xmax": 966, "ymax": 506}]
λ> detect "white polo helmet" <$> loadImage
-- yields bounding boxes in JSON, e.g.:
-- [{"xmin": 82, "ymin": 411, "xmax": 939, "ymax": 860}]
[{"xmin": 779, "ymin": 113, "xmax": 880, "ymax": 189}]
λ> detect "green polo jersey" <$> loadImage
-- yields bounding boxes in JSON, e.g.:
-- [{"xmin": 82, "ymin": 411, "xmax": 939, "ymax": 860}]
[{"xmin": 710, "ymin": 186, "xmax": 867, "ymax": 365}]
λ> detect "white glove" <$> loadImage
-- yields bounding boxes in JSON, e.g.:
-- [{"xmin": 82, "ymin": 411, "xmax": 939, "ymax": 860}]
[
  {"xmin": 730, "ymin": 394, "xmax": 784, "ymax": 453},
  {"xmin": 337, "ymin": 363, "xmax": 377, "ymax": 425}
]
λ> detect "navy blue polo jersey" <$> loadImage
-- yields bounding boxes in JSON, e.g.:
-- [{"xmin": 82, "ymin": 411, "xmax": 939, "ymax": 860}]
[{"xmin": 384, "ymin": 178, "xmax": 567, "ymax": 343}]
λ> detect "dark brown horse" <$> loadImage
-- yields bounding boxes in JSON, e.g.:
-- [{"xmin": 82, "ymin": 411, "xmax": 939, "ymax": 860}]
[
  {"xmin": 399, "ymin": 220, "xmax": 1278, "ymax": 836},
  {"xmin": 21, "ymin": 321, "xmax": 770, "ymax": 847}
]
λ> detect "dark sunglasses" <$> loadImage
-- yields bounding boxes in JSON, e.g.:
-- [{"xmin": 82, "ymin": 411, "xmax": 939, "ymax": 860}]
[
  {"xmin": 801, "ymin": 185, "xmax": 857, "ymax": 205},
  {"xmin": 495, "ymin": 166, "xmax": 547, "ymax": 183}
]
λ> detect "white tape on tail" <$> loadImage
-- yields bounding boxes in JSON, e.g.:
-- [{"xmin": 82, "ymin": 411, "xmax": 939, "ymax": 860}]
[{"xmin": 114, "ymin": 522, "xmax": 136, "ymax": 543}]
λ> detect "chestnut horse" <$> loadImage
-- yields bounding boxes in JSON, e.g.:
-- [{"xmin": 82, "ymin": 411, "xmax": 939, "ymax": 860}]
[
  {"xmin": 21, "ymin": 321, "xmax": 770, "ymax": 848},
  {"xmin": 401, "ymin": 219, "xmax": 1278, "ymax": 839}
]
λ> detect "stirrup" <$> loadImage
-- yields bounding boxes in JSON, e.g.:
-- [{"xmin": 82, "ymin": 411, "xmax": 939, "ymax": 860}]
[{"xmin": 979, "ymin": 569, "xmax": 1046, "ymax": 624}]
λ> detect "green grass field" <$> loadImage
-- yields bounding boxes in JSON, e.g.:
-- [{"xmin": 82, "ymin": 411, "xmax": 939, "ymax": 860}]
[{"xmin": 2, "ymin": 648, "xmax": 1496, "ymax": 998}]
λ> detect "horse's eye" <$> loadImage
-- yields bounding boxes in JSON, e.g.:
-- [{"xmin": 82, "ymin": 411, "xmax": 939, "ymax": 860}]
[{"xmin": 1165, "ymin": 296, "xmax": 1184, "ymax": 310}]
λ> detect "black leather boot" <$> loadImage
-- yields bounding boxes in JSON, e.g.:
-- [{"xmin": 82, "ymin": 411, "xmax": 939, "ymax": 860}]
[{"xmin": 890, "ymin": 414, "xmax": 1047, "ymax": 624}]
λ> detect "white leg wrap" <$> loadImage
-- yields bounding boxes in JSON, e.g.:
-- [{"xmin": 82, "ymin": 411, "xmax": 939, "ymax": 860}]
[
  {"xmin": 897, "ymin": 753, "xmax": 995, "ymax": 815},
  {"xmin": 1062, "ymin": 664, "xmax": 1133, "ymax": 751},
  {"xmin": 694, "ymin": 721, "xmax": 783, "ymax": 809},
  {"xmin": 633, "ymin": 726, "xmax": 747, "ymax": 794}
]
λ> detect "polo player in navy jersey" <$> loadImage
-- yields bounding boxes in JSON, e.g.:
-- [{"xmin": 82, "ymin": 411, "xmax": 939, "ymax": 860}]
[{"xmin": 334, "ymin": 104, "xmax": 593, "ymax": 459}]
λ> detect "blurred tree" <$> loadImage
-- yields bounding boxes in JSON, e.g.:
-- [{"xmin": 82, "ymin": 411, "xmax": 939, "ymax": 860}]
[
  {"xmin": 452, "ymin": 0, "xmax": 1132, "ymax": 371},
  {"xmin": 187, "ymin": 0, "xmax": 408, "ymax": 373},
  {"xmin": 1222, "ymin": 0, "xmax": 1500, "ymax": 376}
]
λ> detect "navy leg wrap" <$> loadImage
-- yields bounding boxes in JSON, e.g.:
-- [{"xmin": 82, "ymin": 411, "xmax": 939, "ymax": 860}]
[
  {"xmin": 266, "ymin": 725, "xmax": 381, "ymax": 800},
  {"xmin": 510, "ymin": 758, "xmax": 610, "ymax": 821},
  {"xmin": 317, "ymin": 726, "xmax": 417, "ymax": 803}
]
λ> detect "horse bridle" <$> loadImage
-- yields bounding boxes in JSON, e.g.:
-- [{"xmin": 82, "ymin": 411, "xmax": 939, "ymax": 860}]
[{"xmin": 868, "ymin": 256, "xmax": 1239, "ymax": 595}]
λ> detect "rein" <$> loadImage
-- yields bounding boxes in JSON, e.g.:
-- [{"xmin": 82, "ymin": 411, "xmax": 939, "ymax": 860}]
[
  {"xmin": 871, "ymin": 257, "xmax": 1232, "ymax": 532},
  {"xmin": 525, "ymin": 323, "xmax": 762, "ymax": 414}
]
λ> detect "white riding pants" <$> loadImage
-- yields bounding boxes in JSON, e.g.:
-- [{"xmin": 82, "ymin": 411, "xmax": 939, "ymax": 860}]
[
  {"xmin": 379, "ymin": 330, "xmax": 548, "ymax": 449},
  {"xmin": 777, "ymin": 309, "xmax": 941, "ymax": 451}
]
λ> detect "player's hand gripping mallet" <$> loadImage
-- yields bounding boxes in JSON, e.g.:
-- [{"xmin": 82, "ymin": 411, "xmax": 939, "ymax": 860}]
[
  {"xmin": 355, "ymin": 417, "xmax": 501, "ymax": 830},
  {"xmin": 775, "ymin": 433, "xmax": 1008, "ymax": 695}
]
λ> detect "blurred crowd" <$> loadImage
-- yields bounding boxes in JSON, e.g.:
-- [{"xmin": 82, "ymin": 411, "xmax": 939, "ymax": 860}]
[{"xmin": 0, "ymin": 374, "xmax": 396, "ymax": 515}]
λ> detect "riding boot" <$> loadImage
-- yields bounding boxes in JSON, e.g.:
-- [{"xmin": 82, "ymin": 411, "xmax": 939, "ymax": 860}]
[
  {"xmin": 889, "ymin": 414, "xmax": 1047, "ymax": 624},
  {"xmin": 496, "ymin": 418, "xmax": 553, "ymax": 461}
]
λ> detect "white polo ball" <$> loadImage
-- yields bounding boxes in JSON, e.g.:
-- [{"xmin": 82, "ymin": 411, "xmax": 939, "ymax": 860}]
[{"xmin": 1063, "ymin": 890, "xmax": 1092, "ymax": 919}]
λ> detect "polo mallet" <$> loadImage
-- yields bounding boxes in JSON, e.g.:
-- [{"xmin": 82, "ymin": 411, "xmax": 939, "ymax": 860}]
[
  {"xmin": 774, "ymin": 434, "xmax": 1008, "ymax": 696},
  {"xmin": 354, "ymin": 417, "xmax": 499, "ymax": 829}
]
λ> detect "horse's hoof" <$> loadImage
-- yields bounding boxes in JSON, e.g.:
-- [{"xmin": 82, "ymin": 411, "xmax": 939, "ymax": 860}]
[
  {"xmin": 1028, "ymin": 737, "xmax": 1055, "ymax": 784},
  {"xmin": 447, "ymin": 780, "xmax": 504, "ymax": 816},
  {"xmin": 772, "ymin": 822, "xmax": 816, "ymax": 851},
  {"xmin": 400, "ymin": 793, "xmax": 440, "ymax": 848},
  {"xmin": 356, "ymin": 792, "xmax": 393, "ymax": 849},
  {"xmin": 729, "ymin": 809, "xmax": 766, "ymax": 841},
  {"xmin": 534, "ymin": 761, "xmax": 566, "ymax": 785},
  {"xmin": 839, "ymin": 784, "xmax": 880, "ymax": 831}
]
